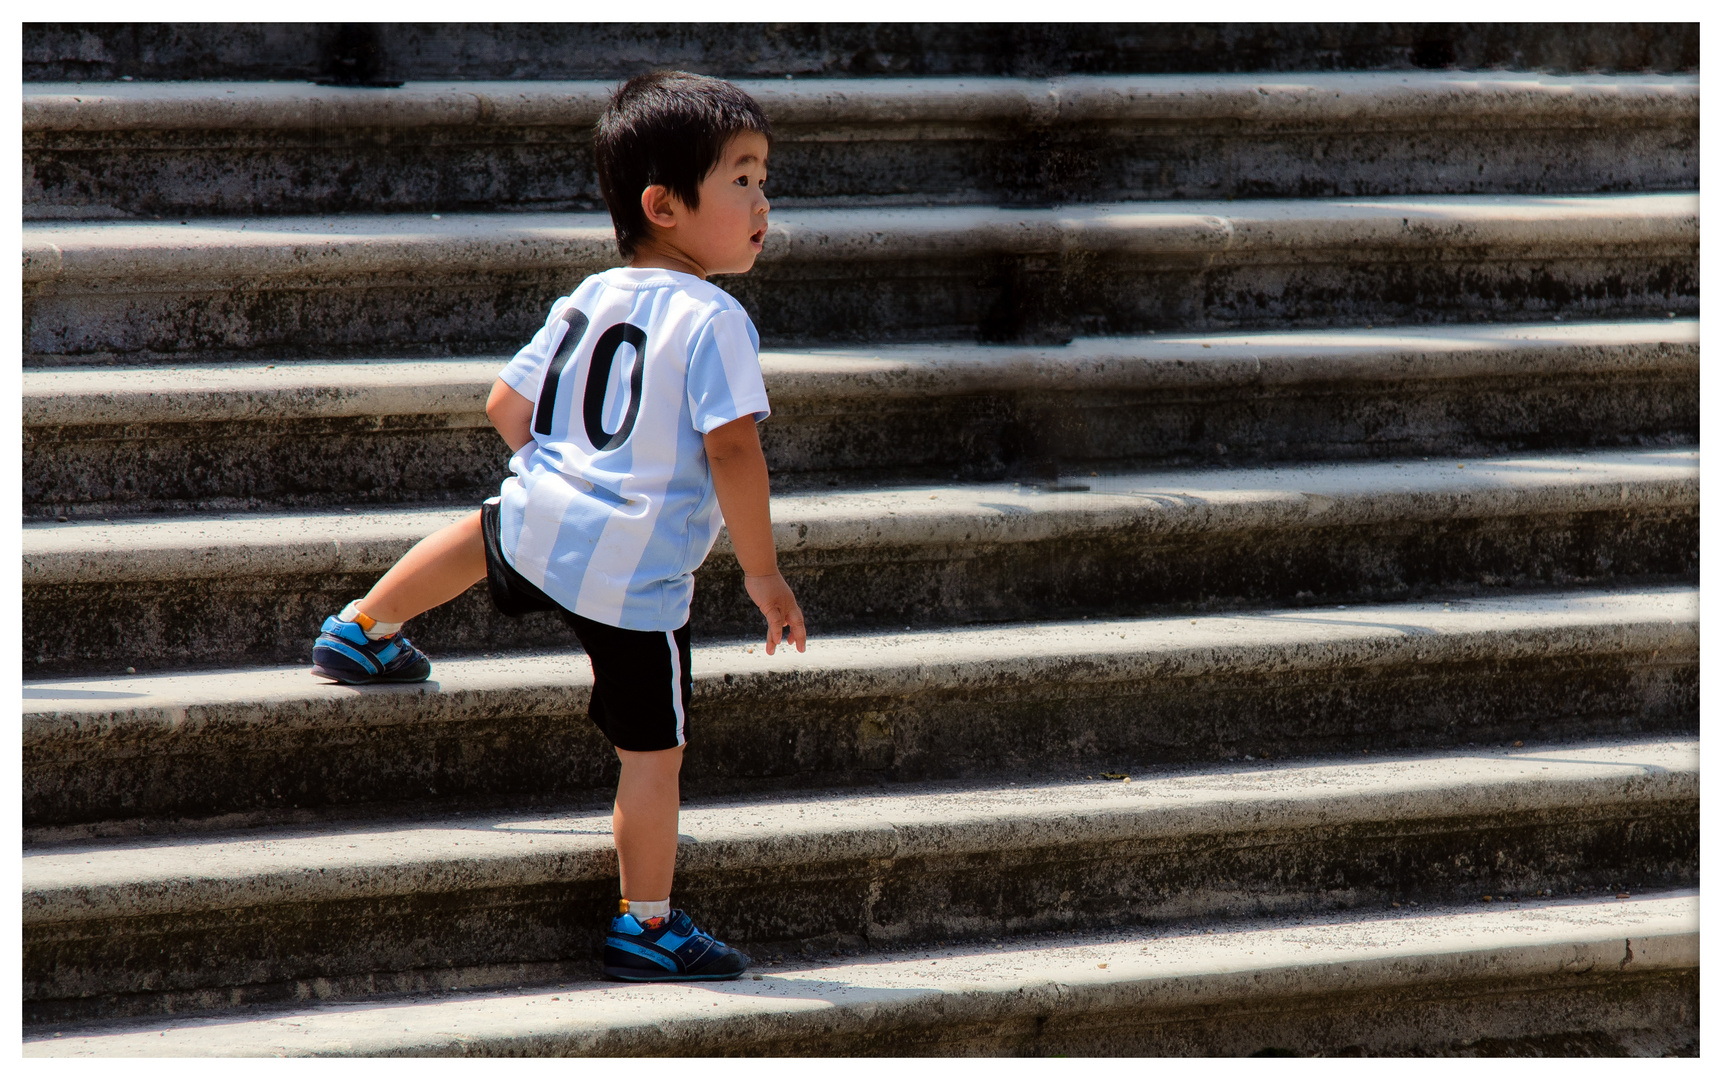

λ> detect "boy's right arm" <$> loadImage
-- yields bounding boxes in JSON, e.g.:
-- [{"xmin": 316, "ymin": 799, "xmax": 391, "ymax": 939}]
[{"xmin": 487, "ymin": 379, "xmax": 537, "ymax": 453}]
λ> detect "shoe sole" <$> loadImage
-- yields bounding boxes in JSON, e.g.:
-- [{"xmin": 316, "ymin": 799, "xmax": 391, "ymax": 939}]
[
  {"xmin": 601, "ymin": 966, "xmax": 748, "ymax": 982},
  {"xmin": 309, "ymin": 664, "xmax": 431, "ymax": 685}
]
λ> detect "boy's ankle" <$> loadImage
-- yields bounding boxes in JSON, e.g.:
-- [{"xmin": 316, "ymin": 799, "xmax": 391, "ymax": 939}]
[
  {"xmin": 622, "ymin": 897, "xmax": 672, "ymax": 926},
  {"xmin": 339, "ymin": 600, "xmax": 402, "ymax": 640}
]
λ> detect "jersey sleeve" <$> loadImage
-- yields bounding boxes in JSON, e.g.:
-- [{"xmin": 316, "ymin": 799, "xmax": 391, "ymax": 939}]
[
  {"xmin": 497, "ymin": 295, "xmax": 577, "ymax": 398},
  {"xmin": 685, "ymin": 307, "xmax": 771, "ymax": 434}
]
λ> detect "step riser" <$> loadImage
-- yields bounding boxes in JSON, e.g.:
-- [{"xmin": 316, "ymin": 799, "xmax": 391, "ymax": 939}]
[
  {"xmin": 21, "ymin": 505, "xmax": 1696, "ymax": 674},
  {"xmin": 23, "ymin": 798, "xmax": 1696, "ymax": 1024},
  {"xmin": 28, "ymin": 120, "xmax": 1697, "ymax": 219},
  {"xmin": 25, "ymin": 244, "xmax": 1698, "ymax": 362},
  {"xmin": 24, "ymin": 23, "xmax": 1700, "ymax": 82},
  {"xmin": 27, "ymin": 419, "xmax": 506, "ymax": 517},
  {"xmin": 24, "ymin": 645, "xmax": 1695, "ymax": 829},
  {"xmin": 23, "ymin": 370, "xmax": 1699, "ymax": 517}
]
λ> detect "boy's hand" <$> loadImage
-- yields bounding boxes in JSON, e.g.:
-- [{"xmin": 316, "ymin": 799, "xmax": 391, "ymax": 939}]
[{"xmin": 745, "ymin": 572, "xmax": 806, "ymax": 654}]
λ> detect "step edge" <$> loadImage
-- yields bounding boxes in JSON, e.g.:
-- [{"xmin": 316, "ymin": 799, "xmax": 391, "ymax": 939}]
[
  {"xmin": 19, "ymin": 450, "xmax": 1701, "ymax": 584},
  {"xmin": 23, "ymin": 72, "xmax": 1700, "ymax": 133},
  {"xmin": 22, "ymin": 194, "xmax": 1700, "ymax": 286},
  {"xmin": 20, "ymin": 593, "xmax": 1700, "ymax": 737},
  {"xmin": 21, "ymin": 322, "xmax": 1701, "ymax": 427}
]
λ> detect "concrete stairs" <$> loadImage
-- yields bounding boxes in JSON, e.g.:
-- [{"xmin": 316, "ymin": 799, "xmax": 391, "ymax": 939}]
[
  {"xmin": 22, "ymin": 320, "xmax": 1699, "ymax": 517},
  {"xmin": 23, "ymin": 588, "xmax": 1698, "ymax": 831},
  {"xmin": 22, "ymin": 25, "xmax": 1698, "ymax": 1056},
  {"xmin": 22, "ymin": 195, "xmax": 1701, "ymax": 360},
  {"xmin": 21, "ymin": 450, "xmax": 1699, "ymax": 674},
  {"xmin": 22, "ymin": 740, "xmax": 1698, "ymax": 1030},
  {"xmin": 23, "ymin": 73, "xmax": 1698, "ymax": 218},
  {"xmin": 27, "ymin": 891, "xmax": 1700, "ymax": 1056}
]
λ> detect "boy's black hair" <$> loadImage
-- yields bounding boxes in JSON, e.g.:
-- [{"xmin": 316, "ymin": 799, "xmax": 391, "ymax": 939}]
[{"xmin": 595, "ymin": 71, "xmax": 773, "ymax": 259}]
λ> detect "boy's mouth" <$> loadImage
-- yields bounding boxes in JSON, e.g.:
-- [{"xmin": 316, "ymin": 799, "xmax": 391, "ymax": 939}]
[{"xmin": 750, "ymin": 226, "xmax": 767, "ymax": 246}]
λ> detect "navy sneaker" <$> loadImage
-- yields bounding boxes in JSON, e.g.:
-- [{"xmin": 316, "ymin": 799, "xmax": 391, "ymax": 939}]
[
  {"xmin": 311, "ymin": 615, "xmax": 432, "ymax": 684},
  {"xmin": 603, "ymin": 910, "xmax": 751, "ymax": 982}
]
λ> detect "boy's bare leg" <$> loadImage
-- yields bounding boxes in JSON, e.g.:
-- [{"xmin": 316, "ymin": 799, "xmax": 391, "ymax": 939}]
[
  {"xmin": 356, "ymin": 511, "xmax": 487, "ymax": 624},
  {"xmin": 613, "ymin": 745, "xmax": 684, "ymax": 902}
]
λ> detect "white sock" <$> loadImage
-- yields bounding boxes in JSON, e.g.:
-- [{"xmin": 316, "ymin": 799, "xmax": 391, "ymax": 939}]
[
  {"xmin": 625, "ymin": 898, "xmax": 671, "ymax": 922},
  {"xmin": 339, "ymin": 601, "xmax": 402, "ymax": 640}
]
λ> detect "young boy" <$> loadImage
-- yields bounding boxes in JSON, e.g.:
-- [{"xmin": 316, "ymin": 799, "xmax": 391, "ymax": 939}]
[{"xmin": 309, "ymin": 71, "xmax": 806, "ymax": 982}]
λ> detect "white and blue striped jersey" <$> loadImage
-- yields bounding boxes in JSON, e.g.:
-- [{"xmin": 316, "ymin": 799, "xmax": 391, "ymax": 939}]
[{"xmin": 494, "ymin": 267, "xmax": 771, "ymax": 631}]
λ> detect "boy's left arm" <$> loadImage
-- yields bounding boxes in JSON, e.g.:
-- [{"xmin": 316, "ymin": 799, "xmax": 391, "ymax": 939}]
[{"xmin": 705, "ymin": 416, "xmax": 807, "ymax": 654}]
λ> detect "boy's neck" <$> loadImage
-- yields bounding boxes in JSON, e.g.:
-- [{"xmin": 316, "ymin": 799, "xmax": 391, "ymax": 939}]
[{"xmin": 628, "ymin": 238, "xmax": 707, "ymax": 280}]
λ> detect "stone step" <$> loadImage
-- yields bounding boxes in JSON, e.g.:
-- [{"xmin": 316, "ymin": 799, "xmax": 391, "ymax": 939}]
[
  {"xmin": 23, "ymin": 194, "xmax": 1698, "ymax": 362},
  {"xmin": 20, "ymin": 739, "xmax": 1698, "ymax": 1026},
  {"xmin": 20, "ymin": 449, "xmax": 1697, "ymax": 674},
  {"xmin": 25, "ymin": 22, "xmax": 1698, "ymax": 83},
  {"xmin": 22, "ymin": 320, "xmax": 1699, "ymax": 518},
  {"xmin": 24, "ymin": 73, "xmax": 1698, "ymax": 218},
  {"xmin": 21, "ymin": 587, "xmax": 1697, "ymax": 834},
  {"xmin": 25, "ymin": 890, "xmax": 1698, "ymax": 1056}
]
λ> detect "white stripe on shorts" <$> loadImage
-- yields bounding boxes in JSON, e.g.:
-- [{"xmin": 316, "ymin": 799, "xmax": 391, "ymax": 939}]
[{"xmin": 666, "ymin": 631, "xmax": 686, "ymax": 746}]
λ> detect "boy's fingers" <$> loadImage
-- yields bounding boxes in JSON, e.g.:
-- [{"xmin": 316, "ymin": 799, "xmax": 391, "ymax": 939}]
[{"xmin": 751, "ymin": 580, "xmax": 804, "ymax": 655}]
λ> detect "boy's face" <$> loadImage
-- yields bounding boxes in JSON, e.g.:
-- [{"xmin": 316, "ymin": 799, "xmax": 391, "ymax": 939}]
[{"xmin": 641, "ymin": 131, "xmax": 771, "ymax": 276}]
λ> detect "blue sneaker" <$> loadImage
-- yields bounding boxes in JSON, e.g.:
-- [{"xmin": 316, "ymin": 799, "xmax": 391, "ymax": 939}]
[
  {"xmin": 603, "ymin": 910, "xmax": 751, "ymax": 982},
  {"xmin": 311, "ymin": 615, "xmax": 432, "ymax": 684}
]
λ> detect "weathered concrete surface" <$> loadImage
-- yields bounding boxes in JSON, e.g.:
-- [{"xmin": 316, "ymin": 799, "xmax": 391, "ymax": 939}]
[
  {"xmin": 24, "ymin": 23, "xmax": 1700, "ymax": 83},
  {"xmin": 21, "ymin": 194, "xmax": 1699, "ymax": 361},
  {"xmin": 19, "ymin": 449, "xmax": 1698, "ymax": 673},
  {"xmin": 24, "ymin": 891, "xmax": 1698, "ymax": 1056},
  {"xmin": 19, "ymin": 740, "xmax": 1698, "ymax": 1024},
  {"xmin": 21, "ymin": 320, "xmax": 1700, "ymax": 516},
  {"xmin": 24, "ymin": 74, "xmax": 1699, "ymax": 216},
  {"xmin": 20, "ymin": 587, "xmax": 1698, "ymax": 829}
]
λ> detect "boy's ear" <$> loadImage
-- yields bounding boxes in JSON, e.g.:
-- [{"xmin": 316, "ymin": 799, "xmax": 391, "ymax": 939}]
[{"xmin": 640, "ymin": 185, "xmax": 678, "ymax": 230}]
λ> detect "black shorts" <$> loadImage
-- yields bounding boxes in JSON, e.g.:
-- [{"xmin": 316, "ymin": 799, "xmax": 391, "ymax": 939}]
[{"xmin": 481, "ymin": 500, "xmax": 692, "ymax": 752}]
